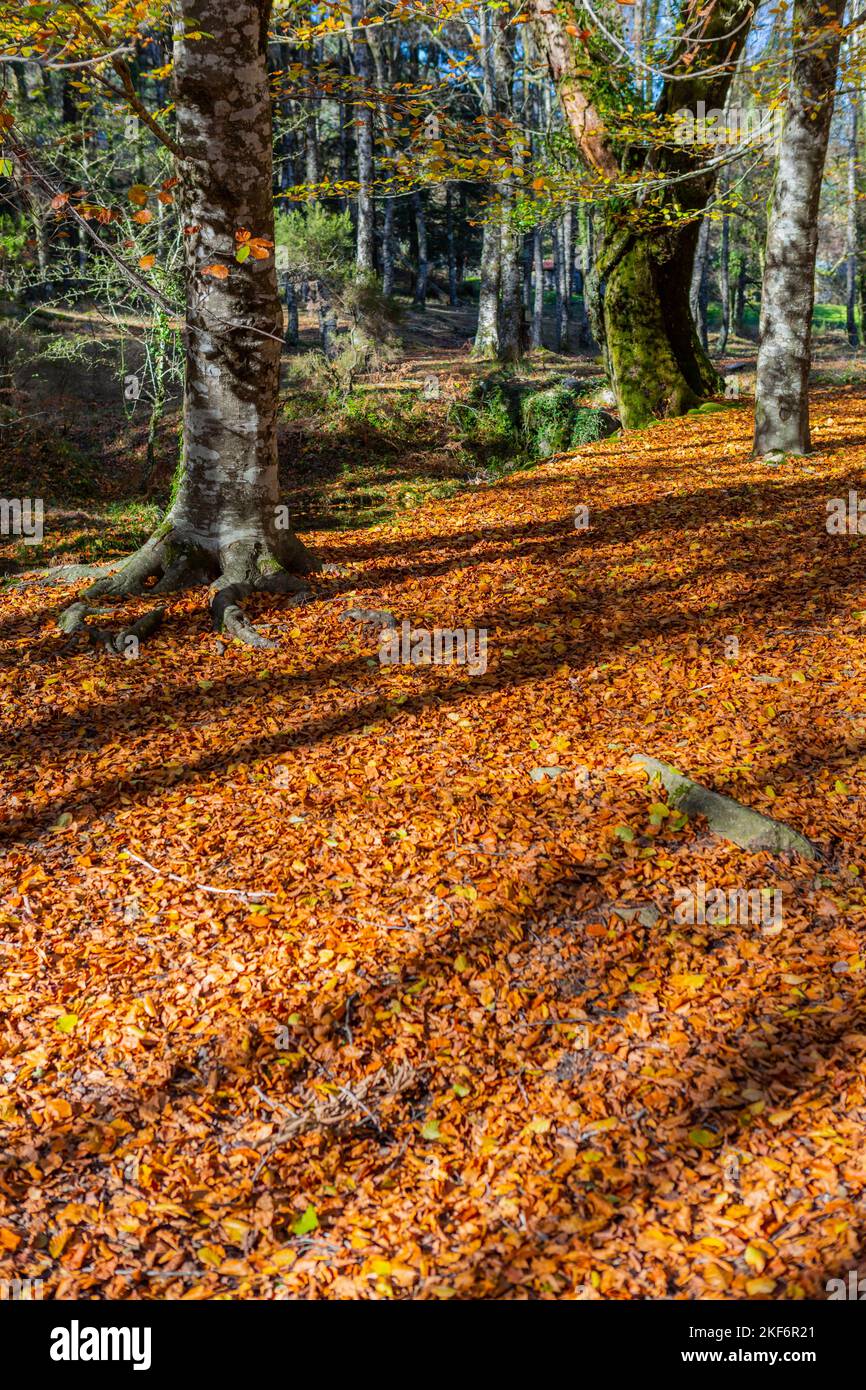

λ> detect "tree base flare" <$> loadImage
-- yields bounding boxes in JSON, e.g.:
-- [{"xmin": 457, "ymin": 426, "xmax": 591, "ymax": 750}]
[{"xmin": 52, "ymin": 516, "xmax": 318, "ymax": 653}]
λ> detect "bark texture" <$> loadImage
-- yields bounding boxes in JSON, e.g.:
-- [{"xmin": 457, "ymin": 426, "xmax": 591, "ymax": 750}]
[
  {"xmin": 80, "ymin": 0, "xmax": 315, "ymax": 638},
  {"xmin": 350, "ymin": 0, "xmax": 375, "ymax": 273},
  {"xmin": 753, "ymin": 0, "xmax": 846, "ymax": 456},
  {"xmin": 532, "ymin": 0, "xmax": 752, "ymax": 427}
]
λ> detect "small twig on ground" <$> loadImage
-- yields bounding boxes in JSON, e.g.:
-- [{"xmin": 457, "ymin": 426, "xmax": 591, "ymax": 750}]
[{"xmin": 121, "ymin": 848, "xmax": 275, "ymax": 902}]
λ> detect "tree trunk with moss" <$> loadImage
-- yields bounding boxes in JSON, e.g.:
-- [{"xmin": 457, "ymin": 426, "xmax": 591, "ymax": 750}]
[
  {"xmin": 587, "ymin": 219, "xmax": 719, "ymax": 426},
  {"xmin": 532, "ymin": 0, "xmax": 753, "ymax": 428}
]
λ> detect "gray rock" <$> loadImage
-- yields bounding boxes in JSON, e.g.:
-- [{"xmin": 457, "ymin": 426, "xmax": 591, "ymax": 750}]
[
  {"xmin": 342, "ymin": 607, "xmax": 396, "ymax": 629},
  {"xmin": 631, "ymin": 754, "xmax": 818, "ymax": 859},
  {"xmin": 530, "ymin": 765, "xmax": 568, "ymax": 782}
]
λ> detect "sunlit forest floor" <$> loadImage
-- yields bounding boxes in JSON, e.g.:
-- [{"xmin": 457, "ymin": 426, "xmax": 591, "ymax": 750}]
[{"xmin": 2, "ymin": 307, "xmax": 866, "ymax": 1297}]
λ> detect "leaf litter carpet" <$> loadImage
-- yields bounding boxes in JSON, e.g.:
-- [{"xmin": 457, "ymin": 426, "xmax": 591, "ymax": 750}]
[{"xmin": 2, "ymin": 389, "xmax": 866, "ymax": 1299}]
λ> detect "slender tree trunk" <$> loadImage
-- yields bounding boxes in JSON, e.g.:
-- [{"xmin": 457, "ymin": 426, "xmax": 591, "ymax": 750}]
[
  {"xmin": 319, "ymin": 295, "xmax": 338, "ymax": 358},
  {"xmin": 350, "ymin": 0, "xmax": 375, "ymax": 272},
  {"xmin": 283, "ymin": 276, "xmax": 299, "ymax": 347},
  {"xmin": 368, "ymin": 29, "xmax": 396, "ymax": 296},
  {"xmin": 573, "ymin": 205, "xmax": 592, "ymax": 350},
  {"xmin": 531, "ymin": 226, "xmax": 544, "ymax": 349},
  {"xmin": 633, "ymin": 0, "xmax": 644, "ymax": 93},
  {"xmin": 754, "ymin": 0, "xmax": 846, "ymax": 456},
  {"xmin": 733, "ymin": 251, "xmax": 747, "ymax": 336},
  {"xmin": 858, "ymin": 92, "xmax": 866, "ymax": 337},
  {"xmin": 278, "ymin": 43, "xmax": 297, "ymax": 192},
  {"xmin": 718, "ymin": 208, "xmax": 730, "ymax": 354},
  {"xmin": 498, "ymin": 185, "xmax": 523, "ymax": 360},
  {"xmin": 446, "ymin": 185, "xmax": 458, "ymax": 306},
  {"xmin": 553, "ymin": 211, "xmax": 572, "ymax": 351},
  {"xmin": 382, "ymin": 198, "xmax": 396, "ymax": 298},
  {"xmin": 473, "ymin": 2, "xmax": 503, "ymax": 356},
  {"xmin": 847, "ymin": 98, "xmax": 859, "ymax": 347},
  {"xmin": 304, "ymin": 43, "xmax": 320, "ymax": 188},
  {"xmin": 338, "ymin": 40, "xmax": 351, "ymax": 204},
  {"xmin": 560, "ymin": 206, "xmax": 572, "ymax": 345},
  {"xmin": 690, "ymin": 215, "xmax": 710, "ymax": 350},
  {"xmin": 475, "ymin": 205, "xmax": 502, "ymax": 355},
  {"xmin": 412, "ymin": 190, "xmax": 428, "ymax": 306},
  {"xmin": 521, "ymin": 232, "xmax": 533, "ymax": 311}
]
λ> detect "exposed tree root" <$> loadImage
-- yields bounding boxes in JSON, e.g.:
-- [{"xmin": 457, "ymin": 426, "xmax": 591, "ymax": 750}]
[
  {"xmin": 39, "ymin": 561, "xmax": 120, "ymax": 587},
  {"xmin": 209, "ymin": 581, "xmax": 275, "ymax": 650},
  {"xmin": 49, "ymin": 515, "xmax": 318, "ymax": 653},
  {"xmin": 57, "ymin": 601, "xmax": 166, "ymax": 656}
]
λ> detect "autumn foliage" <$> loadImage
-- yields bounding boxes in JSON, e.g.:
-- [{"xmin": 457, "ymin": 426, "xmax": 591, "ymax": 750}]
[{"xmin": 2, "ymin": 392, "xmax": 866, "ymax": 1298}]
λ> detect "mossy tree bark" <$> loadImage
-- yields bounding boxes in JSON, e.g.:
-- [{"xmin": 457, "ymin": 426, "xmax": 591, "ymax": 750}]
[
  {"xmin": 589, "ymin": 219, "xmax": 718, "ymax": 427},
  {"xmin": 531, "ymin": 0, "xmax": 754, "ymax": 428}
]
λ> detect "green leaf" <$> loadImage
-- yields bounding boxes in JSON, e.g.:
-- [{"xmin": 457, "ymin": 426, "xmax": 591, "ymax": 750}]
[
  {"xmin": 688, "ymin": 1127, "xmax": 721, "ymax": 1148},
  {"xmin": 291, "ymin": 1204, "xmax": 318, "ymax": 1236},
  {"xmin": 421, "ymin": 1119, "xmax": 440, "ymax": 1140},
  {"xmin": 56, "ymin": 1013, "xmax": 78, "ymax": 1034},
  {"xmin": 614, "ymin": 825, "xmax": 635, "ymax": 842},
  {"xmin": 235, "ymin": 244, "xmax": 251, "ymax": 263}
]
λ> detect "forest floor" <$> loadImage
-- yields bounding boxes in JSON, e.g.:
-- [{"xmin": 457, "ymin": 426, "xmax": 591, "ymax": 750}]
[{"xmin": 3, "ymin": 313, "xmax": 866, "ymax": 1298}]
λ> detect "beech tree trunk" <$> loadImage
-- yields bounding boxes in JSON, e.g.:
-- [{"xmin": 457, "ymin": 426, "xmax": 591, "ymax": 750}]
[
  {"xmin": 718, "ymin": 208, "xmax": 730, "ymax": 354},
  {"xmin": 847, "ymin": 99, "xmax": 859, "ymax": 348},
  {"xmin": 473, "ymin": 0, "xmax": 522, "ymax": 360},
  {"xmin": 753, "ymin": 0, "xmax": 846, "ymax": 456},
  {"xmin": 350, "ymin": 0, "xmax": 375, "ymax": 273},
  {"xmin": 475, "ymin": 209, "xmax": 501, "ymax": 354},
  {"xmin": 498, "ymin": 201, "xmax": 523, "ymax": 361},
  {"xmin": 412, "ymin": 190, "xmax": 428, "ymax": 306},
  {"xmin": 474, "ymin": 2, "xmax": 501, "ymax": 355},
  {"xmin": 533, "ymin": 0, "xmax": 752, "ymax": 427},
  {"xmin": 531, "ymin": 226, "xmax": 544, "ymax": 350},
  {"xmin": 83, "ymin": 0, "xmax": 314, "ymax": 617},
  {"xmin": 446, "ymin": 185, "xmax": 458, "ymax": 306}
]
